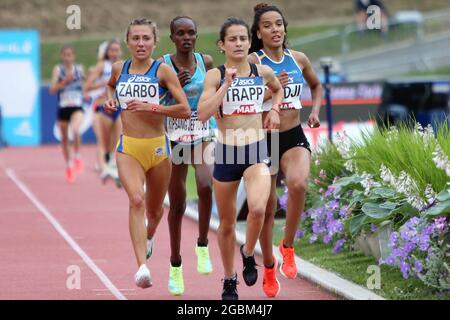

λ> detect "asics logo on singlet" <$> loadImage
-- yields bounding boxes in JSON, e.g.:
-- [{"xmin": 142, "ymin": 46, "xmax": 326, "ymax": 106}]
[
  {"xmin": 127, "ymin": 75, "xmax": 151, "ymax": 83},
  {"xmin": 231, "ymin": 78, "xmax": 255, "ymax": 87}
]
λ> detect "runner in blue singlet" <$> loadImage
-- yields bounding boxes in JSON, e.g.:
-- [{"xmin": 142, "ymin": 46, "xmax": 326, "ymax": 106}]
[
  {"xmin": 158, "ymin": 16, "xmax": 215, "ymax": 296},
  {"xmin": 49, "ymin": 45, "xmax": 86, "ymax": 183},
  {"xmin": 248, "ymin": 3, "xmax": 323, "ymax": 298}
]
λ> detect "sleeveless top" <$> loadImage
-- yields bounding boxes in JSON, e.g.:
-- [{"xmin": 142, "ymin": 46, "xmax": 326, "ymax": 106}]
[
  {"xmin": 163, "ymin": 53, "xmax": 215, "ymax": 144},
  {"xmin": 217, "ymin": 63, "xmax": 264, "ymax": 118},
  {"xmin": 255, "ymin": 49, "xmax": 304, "ymax": 111},
  {"xmin": 57, "ymin": 64, "xmax": 83, "ymax": 108},
  {"xmin": 115, "ymin": 59, "xmax": 168, "ymax": 110}
]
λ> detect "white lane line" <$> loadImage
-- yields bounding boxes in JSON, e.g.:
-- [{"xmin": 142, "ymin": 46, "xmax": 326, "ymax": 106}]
[{"xmin": 5, "ymin": 168, "xmax": 127, "ymax": 300}]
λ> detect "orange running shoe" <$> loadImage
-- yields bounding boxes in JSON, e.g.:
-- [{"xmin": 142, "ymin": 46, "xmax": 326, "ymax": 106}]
[
  {"xmin": 263, "ymin": 256, "xmax": 280, "ymax": 298},
  {"xmin": 65, "ymin": 167, "xmax": 75, "ymax": 183},
  {"xmin": 279, "ymin": 240, "xmax": 298, "ymax": 279},
  {"xmin": 74, "ymin": 158, "xmax": 84, "ymax": 173}
]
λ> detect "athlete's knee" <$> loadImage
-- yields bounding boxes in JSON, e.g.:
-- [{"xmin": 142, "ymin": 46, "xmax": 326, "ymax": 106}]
[
  {"xmin": 147, "ymin": 206, "xmax": 164, "ymax": 219},
  {"xmin": 72, "ymin": 127, "xmax": 81, "ymax": 137},
  {"xmin": 219, "ymin": 221, "xmax": 236, "ymax": 237},
  {"xmin": 197, "ymin": 183, "xmax": 212, "ymax": 201},
  {"xmin": 287, "ymin": 178, "xmax": 308, "ymax": 195},
  {"xmin": 169, "ymin": 200, "xmax": 186, "ymax": 216},
  {"xmin": 129, "ymin": 193, "xmax": 145, "ymax": 210},
  {"xmin": 247, "ymin": 205, "xmax": 266, "ymax": 221}
]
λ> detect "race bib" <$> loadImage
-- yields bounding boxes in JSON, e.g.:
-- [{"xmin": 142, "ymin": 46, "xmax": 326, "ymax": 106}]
[
  {"xmin": 60, "ymin": 90, "xmax": 83, "ymax": 108},
  {"xmin": 167, "ymin": 111, "xmax": 210, "ymax": 143},
  {"xmin": 262, "ymin": 83, "xmax": 303, "ymax": 111},
  {"xmin": 116, "ymin": 74, "xmax": 159, "ymax": 109},
  {"xmin": 222, "ymin": 77, "xmax": 264, "ymax": 116}
]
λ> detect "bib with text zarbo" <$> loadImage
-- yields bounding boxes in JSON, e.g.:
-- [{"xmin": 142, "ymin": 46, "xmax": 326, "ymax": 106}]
[{"xmin": 116, "ymin": 74, "xmax": 160, "ymax": 109}]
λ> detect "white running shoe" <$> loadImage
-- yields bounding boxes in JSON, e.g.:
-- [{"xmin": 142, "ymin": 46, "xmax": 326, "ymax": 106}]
[{"xmin": 134, "ymin": 264, "xmax": 152, "ymax": 288}]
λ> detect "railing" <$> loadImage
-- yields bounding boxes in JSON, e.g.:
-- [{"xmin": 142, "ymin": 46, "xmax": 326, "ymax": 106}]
[{"xmin": 289, "ymin": 8, "xmax": 450, "ymax": 78}]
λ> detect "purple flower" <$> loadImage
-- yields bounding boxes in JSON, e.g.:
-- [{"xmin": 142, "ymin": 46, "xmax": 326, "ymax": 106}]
[
  {"xmin": 323, "ymin": 235, "xmax": 332, "ymax": 244},
  {"xmin": 328, "ymin": 199, "xmax": 339, "ymax": 211},
  {"xmin": 339, "ymin": 206, "xmax": 348, "ymax": 218},
  {"xmin": 414, "ymin": 260, "xmax": 423, "ymax": 274},
  {"xmin": 432, "ymin": 216, "xmax": 448, "ymax": 234},
  {"xmin": 405, "ymin": 217, "xmax": 420, "ymax": 228},
  {"xmin": 310, "ymin": 234, "xmax": 318, "ymax": 243},
  {"xmin": 279, "ymin": 192, "xmax": 288, "ymax": 210},
  {"xmin": 333, "ymin": 239, "xmax": 346, "ymax": 254},
  {"xmin": 324, "ymin": 186, "xmax": 335, "ymax": 198},
  {"xmin": 400, "ymin": 261, "xmax": 410, "ymax": 279},
  {"xmin": 400, "ymin": 227, "xmax": 418, "ymax": 242},
  {"xmin": 389, "ymin": 232, "xmax": 400, "ymax": 249},
  {"xmin": 328, "ymin": 219, "xmax": 344, "ymax": 235},
  {"xmin": 385, "ymin": 255, "xmax": 396, "ymax": 266},
  {"xmin": 393, "ymin": 248, "xmax": 407, "ymax": 259},
  {"xmin": 403, "ymin": 241, "xmax": 416, "ymax": 254},
  {"xmin": 295, "ymin": 229, "xmax": 304, "ymax": 239},
  {"xmin": 419, "ymin": 233, "xmax": 430, "ymax": 252},
  {"xmin": 370, "ymin": 224, "xmax": 378, "ymax": 233}
]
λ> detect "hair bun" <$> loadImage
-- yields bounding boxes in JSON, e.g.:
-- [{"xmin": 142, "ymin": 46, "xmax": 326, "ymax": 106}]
[{"xmin": 254, "ymin": 3, "xmax": 268, "ymax": 13}]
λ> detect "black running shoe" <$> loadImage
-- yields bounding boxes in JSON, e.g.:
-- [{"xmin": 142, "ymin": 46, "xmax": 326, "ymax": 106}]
[
  {"xmin": 222, "ymin": 277, "xmax": 239, "ymax": 300},
  {"xmin": 240, "ymin": 244, "xmax": 258, "ymax": 286}
]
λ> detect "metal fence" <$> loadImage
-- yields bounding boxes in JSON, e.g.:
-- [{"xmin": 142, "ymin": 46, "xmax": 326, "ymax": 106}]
[{"xmin": 289, "ymin": 8, "xmax": 450, "ymax": 81}]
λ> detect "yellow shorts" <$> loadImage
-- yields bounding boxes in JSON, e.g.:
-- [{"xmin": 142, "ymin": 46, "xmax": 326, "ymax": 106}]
[{"xmin": 116, "ymin": 134, "xmax": 171, "ymax": 172}]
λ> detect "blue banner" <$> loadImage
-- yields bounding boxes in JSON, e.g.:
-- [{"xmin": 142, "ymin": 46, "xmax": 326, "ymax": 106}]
[{"xmin": 0, "ymin": 30, "xmax": 40, "ymax": 146}]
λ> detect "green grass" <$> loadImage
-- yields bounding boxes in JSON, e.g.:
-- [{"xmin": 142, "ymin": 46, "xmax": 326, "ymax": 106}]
[
  {"xmin": 41, "ymin": 22, "xmax": 343, "ymax": 81},
  {"xmin": 407, "ymin": 65, "xmax": 450, "ymax": 77},
  {"xmin": 272, "ymin": 219, "xmax": 450, "ymax": 300},
  {"xmin": 351, "ymin": 122, "xmax": 449, "ymax": 196}
]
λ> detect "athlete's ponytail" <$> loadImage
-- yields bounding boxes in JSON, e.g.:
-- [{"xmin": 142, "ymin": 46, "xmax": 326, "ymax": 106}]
[{"xmin": 249, "ymin": 3, "xmax": 288, "ymax": 53}]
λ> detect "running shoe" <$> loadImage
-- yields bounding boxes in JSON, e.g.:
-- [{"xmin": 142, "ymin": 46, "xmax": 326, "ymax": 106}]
[
  {"xmin": 74, "ymin": 158, "xmax": 84, "ymax": 173},
  {"xmin": 221, "ymin": 277, "xmax": 239, "ymax": 300},
  {"xmin": 146, "ymin": 238, "xmax": 154, "ymax": 260},
  {"xmin": 168, "ymin": 264, "xmax": 184, "ymax": 296},
  {"xmin": 240, "ymin": 244, "xmax": 258, "ymax": 286},
  {"xmin": 134, "ymin": 264, "xmax": 152, "ymax": 288},
  {"xmin": 195, "ymin": 245, "xmax": 213, "ymax": 274},
  {"xmin": 279, "ymin": 240, "xmax": 298, "ymax": 279},
  {"xmin": 263, "ymin": 256, "xmax": 280, "ymax": 298},
  {"xmin": 65, "ymin": 167, "xmax": 75, "ymax": 183}
]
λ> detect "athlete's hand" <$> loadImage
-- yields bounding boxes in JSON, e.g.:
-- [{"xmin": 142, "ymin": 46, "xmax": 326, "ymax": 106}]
[
  {"xmin": 223, "ymin": 67, "xmax": 237, "ymax": 87},
  {"xmin": 277, "ymin": 70, "xmax": 289, "ymax": 88},
  {"xmin": 264, "ymin": 108, "xmax": 280, "ymax": 131},
  {"xmin": 307, "ymin": 112, "xmax": 320, "ymax": 128},
  {"xmin": 104, "ymin": 98, "xmax": 118, "ymax": 113},
  {"xmin": 177, "ymin": 68, "xmax": 192, "ymax": 87},
  {"xmin": 126, "ymin": 100, "xmax": 160, "ymax": 113},
  {"xmin": 63, "ymin": 72, "xmax": 75, "ymax": 84}
]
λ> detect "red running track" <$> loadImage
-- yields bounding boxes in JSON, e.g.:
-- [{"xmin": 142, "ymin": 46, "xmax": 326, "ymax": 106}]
[{"xmin": 0, "ymin": 145, "xmax": 337, "ymax": 300}]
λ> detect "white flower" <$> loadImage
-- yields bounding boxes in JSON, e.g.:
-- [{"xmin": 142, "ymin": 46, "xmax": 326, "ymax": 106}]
[
  {"xmin": 344, "ymin": 160, "xmax": 355, "ymax": 172},
  {"xmin": 432, "ymin": 144, "xmax": 450, "ymax": 177},
  {"xmin": 380, "ymin": 164, "xmax": 394, "ymax": 184},
  {"xmin": 360, "ymin": 172, "xmax": 381, "ymax": 196},
  {"xmin": 422, "ymin": 124, "xmax": 435, "ymax": 145},
  {"xmin": 424, "ymin": 184, "xmax": 437, "ymax": 205},
  {"xmin": 335, "ymin": 131, "xmax": 353, "ymax": 159},
  {"xmin": 386, "ymin": 126, "xmax": 398, "ymax": 142}
]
